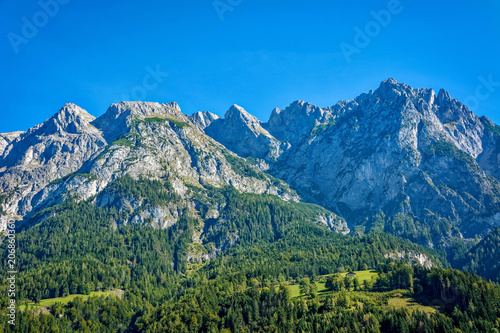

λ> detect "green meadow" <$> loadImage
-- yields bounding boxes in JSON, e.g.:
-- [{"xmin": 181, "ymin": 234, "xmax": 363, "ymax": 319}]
[
  {"xmin": 18, "ymin": 290, "xmax": 122, "ymax": 310},
  {"xmin": 289, "ymin": 270, "xmax": 379, "ymax": 298},
  {"xmin": 287, "ymin": 270, "xmax": 437, "ymax": 314}
]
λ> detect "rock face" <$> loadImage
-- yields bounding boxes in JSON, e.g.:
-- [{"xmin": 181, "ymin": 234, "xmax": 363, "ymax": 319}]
[
  {"xmin": 265, "ymin": 101, "xmax": 334, "ymax": 145},
  {"xmin": 0, "ymin": 131, "xmax": 24, "ymax": 158},
  {"xmin": 2, "ymin": 79, "xmax": 500, "ymax": 247},
  {"xmin": 203, "ymin": 79, "xmax": 500, "ymax": 245},
  {"xmin": 188, "ymin": 111, "xmax": 220, "ymax": 131},
  {"xmin": 315, "ymin": 213, "xmax": 350, "ymax": 235},
  {"xmin": 384, "ymin": 251, "xmax": 433, "ymax": 269},
  {"xmin": 0, "ymin": 104, "xmax": 106, "ymax": 230},
  {"xmin": 477, "ymin": 116, "xmax": 500, "ymax": 180},
  {"xmin": 0, "ymin": 101, "xmax": 302, "ymax": 232},
  {"xmin": 204, "ymin": 105, "xmax": 287, "ymax": 160}
]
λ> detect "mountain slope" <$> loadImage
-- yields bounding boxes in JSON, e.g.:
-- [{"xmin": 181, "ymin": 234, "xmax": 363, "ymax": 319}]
[
  {"xmin": 204, "ymin": 104, "xmax": 286, "ymax": 160},
  {"xmin": 204, "ymin": 79, "xmax": 500, "ymax": 246},
  {"xmin": 0, "ymin": 131, "xmax": 23, "ymax": 157},
  {"xmin": 477, "ymin": 116, "xmax": 500, "ymax": 180},
  {"xmin": 2, "ymin": 82, "xmax": 500, "ymax": 331},
  {"xmin": 0, "ymin": 104, "xmax": 106, "ymax": 230},
  {"xmin": 2, "ymin": 174, "xmax": 438, "ymax": 302},
  {"xmin": 2, "ymin": 79, "xmax": 500, "ymax": 247},
  {"xmin": 461, "ymin": 226, "xmax": 500, "ymax": 282},
  {"xmin": 1, "ymin": 101, "xmax": 306, "ymax": 234}
]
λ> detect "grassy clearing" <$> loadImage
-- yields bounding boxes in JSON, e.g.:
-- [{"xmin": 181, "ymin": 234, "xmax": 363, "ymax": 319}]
[
  {"xmin": 112, "ymin": 138, "xmax": 135, "ymax": 148},
  {"xmin": 289, "ymin": 281, "xmax": 326, "ymax": 298},
  {"xmin": 289, "ymin": 284, "xmax": 302, "ymax": 298},
  {"xmin": 338, "ymin": 270, "xmax": 378, "ymax": 281},
  {"xmin": 138, "ymin": 116, "xmax": 190, "ymax": 128},
  {"xmin": 288, "ymin": 274, "xmax": 438, "ymax": 314},
  {"xmin": 310, "ymin": 120, "xmax": 336, "ymax": 137},
  {"xmin": 387, "ymin": 296, "xmax": 437, "ymax": 314},
  {"xmin": 19, "ymin": 290, "xmax": 123, "ymax": 310},
  {"xmin": 289, "ymin": 270, "xmax": 379, "ymax": 298}
]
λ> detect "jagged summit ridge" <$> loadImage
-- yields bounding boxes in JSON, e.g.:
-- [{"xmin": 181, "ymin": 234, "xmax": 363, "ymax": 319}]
[
  {"xmin": 203, "ymin": 104, "xmax": 286, "ymax": 160},
  {"xmin": 223, "ymin": 104, "xmax": 273, "ymax": 137},
  {"xmin": 189, "ymin": 111, "xmax": 220, "ymax": 131},
  {"xmin": 1, "ymin": 79, "xmax": 500, "ymax": 246},
  {"xmin": 92, "ymin": 101, "xmax": 186, "ymax": 142},
  {"xmin": 16, "ymin": 103, "xmax": 98, "ymax": 138},
  {"xmin": 99, "ymin": 101, "xmax": 182, "ymax": 120},
  {"xmin": 0, "ymin": 104, "xmax": 107, "ymax": 231},
  {"xmin": 32, "ymin": 103, "xmax": 96, "ymax": 134},
  {"xmin": 199, "ymin": 78, "xmax": 500, "ymax": 244},
  {"xmin": 0, "ymin": 100, "xmax": 300, "ymax": 232},
  {"xmin": 265, "ymin": 100, "xmax": 332, "ymax": 144}
]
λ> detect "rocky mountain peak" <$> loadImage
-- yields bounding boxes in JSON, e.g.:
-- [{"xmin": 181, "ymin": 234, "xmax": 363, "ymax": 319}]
[
  {"xmin": 285, "ymin": 100, "xmax": 328, "ymax": 118},
  {"xmin": 265, "ymin": 100, "xmax": 332, "ymax": 144},
  {"xmin": 204, "ymin": 104, "xmax": 283, "ymax": 160},
  {"xmin": 375, "ymin": 79, "xmax": 453, "ymax": 111},
  {"xmin": 101, "ymin": 101, "xmax": 182, "ymax": 121},
  {"xmin": 92, "ymin": 101, "xmax": 186, "ymax": 142},
  {"xmin": 2, "ymin": 78, "xmax": 500, "ymax": 247},
  {"xmin": 189, "ymin": 111, "xmax": 220, "ymax": 131},
  {"xmin": 36, "ymin": 103, "xmax": 97, "ymax": 135},
  {"xmin": 0, "ymin": 103, "xmax": 108, "ymax": 230},
  {"xmin": 202, "ymin": 78, "xmax": 500, "ymax": 245},
  {"xmin": 425, "ymin": 87, "xmax": 480, "ymax": 142},
  {"xmin": 225, "ymin": 104, "xmax": 251, "ymax": 117},
  {"xmin": 378, "ymin": 77, "xmax": 399, "ymax": 89},
  {"xmin": 223, "ymin": 105, "xmax": 266, "ymax": 131},
  {"xmin": 436, "ymin": 88, "xmax": 452, "ymax": 105},
  {"xmin": 373, "ymin": 78, "xmax": 418, "ymax": 101}
]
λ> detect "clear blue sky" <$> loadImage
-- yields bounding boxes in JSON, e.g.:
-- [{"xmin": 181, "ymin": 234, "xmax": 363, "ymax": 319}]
[{"xmin": 1, "ymin": 0, "xmax": 499, "ymax": 133}]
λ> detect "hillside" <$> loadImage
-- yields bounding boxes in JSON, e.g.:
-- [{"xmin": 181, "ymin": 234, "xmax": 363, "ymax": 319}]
[
  {"xmin": 460, "ymin": 226, "xmax": 500, "ymax": 282},
  {"xmin": 1, "ymin": 79, "xmax": 500, "ymax": 332},
  {"xmin": 203, "ymin": 79, "xmax": 500, "ymax": 247}
]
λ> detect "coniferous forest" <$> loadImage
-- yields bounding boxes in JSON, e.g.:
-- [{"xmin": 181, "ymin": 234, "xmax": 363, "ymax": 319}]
[
  {"xmin": 3, "ymin": 0, "xmax": 500, "ymax": 331},
  {"xmin": 1, "ymin": 176, "xmax": 499, "ymax": 332}
]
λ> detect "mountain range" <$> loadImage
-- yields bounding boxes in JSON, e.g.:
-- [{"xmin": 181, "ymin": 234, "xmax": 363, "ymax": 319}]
[
  {"xmin": 2, "ymin": 78, "xmax": 500, "ymax": 249},
  {"xmin": 2, "ymin": 78, "xmax": 500, "ymax": 331}
]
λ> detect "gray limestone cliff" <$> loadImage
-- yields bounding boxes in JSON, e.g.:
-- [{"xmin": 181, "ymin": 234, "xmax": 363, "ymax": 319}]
[
  {"xmin": 0, "ymin": 104, "xmax": 106, "ymax": 230},
  {"xmin": 0, "ymin": 101, "xmax": 306, "ymax": 233},
  {"xmin": 204, "ymin": 105, "xmax": 288, "ymax": 160},
  {"xmin": 202, "ymin": 79, "xmax": 500, "ymax": 246},
  {"xmin": 3, "ymin": 79, "xmax": 500, "ymax": 248}
]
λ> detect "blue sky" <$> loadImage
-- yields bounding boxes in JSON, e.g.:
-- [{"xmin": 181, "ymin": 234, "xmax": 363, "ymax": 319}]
[{"xmin": 1, "ymin": 0, "xmax": 499, "ymax": 133}]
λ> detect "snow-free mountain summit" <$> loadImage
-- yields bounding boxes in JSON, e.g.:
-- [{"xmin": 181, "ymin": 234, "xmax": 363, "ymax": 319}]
[{"xmin": 1, "ymin": 79, "xmax": 500, "ymax": 249}]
